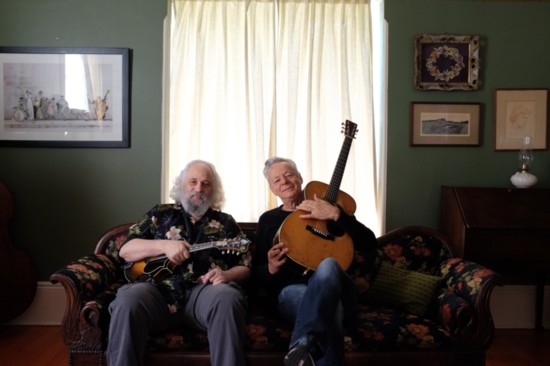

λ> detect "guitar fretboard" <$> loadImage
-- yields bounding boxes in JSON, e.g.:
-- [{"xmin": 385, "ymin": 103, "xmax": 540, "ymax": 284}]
[{"xmin": 325, "ymin": 121, "xmax": 356, "ymax": 204}]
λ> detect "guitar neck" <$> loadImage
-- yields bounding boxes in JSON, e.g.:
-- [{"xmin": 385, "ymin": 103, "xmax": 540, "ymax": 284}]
[{"xmin": 325, "ymin": 134, "xmax": 354, "ymax": 204}]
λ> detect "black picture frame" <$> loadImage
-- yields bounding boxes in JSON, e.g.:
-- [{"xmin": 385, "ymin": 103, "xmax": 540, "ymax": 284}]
[
  {"xmin": 414, "ymin": 34, "xmax": 480, "ymax": 91},
  {"xmin": 0, "ymin": 46, "xmax": 130, "ymax": 147}
]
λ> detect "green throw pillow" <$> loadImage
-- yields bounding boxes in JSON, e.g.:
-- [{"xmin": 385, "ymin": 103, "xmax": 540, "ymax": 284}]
[{"xmin": 364, "ymin": 261, "xmax": 442, "ymax": 317}]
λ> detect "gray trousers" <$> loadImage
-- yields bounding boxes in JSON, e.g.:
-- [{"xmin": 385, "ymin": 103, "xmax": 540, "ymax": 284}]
[{"xmin": 106, "ymin": 281, "xmax": 248, "ymax": 366}]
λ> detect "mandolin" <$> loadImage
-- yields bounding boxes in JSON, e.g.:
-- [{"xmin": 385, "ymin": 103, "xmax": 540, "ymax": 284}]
[
  {"xmin": 275, "ymin": 120, "xmax": 358, "ymax": 275},
  {"xmin": 123, "ymin": 236, "xmax": 251, "ymax": 282}
]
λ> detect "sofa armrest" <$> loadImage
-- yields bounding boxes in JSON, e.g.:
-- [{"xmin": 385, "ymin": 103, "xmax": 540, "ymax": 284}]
[
  {"xmin": 50, "ymin": 254, "xmax": 124, "ymax": 350},
  {"xmin": 439, "ymin": 258, "xmax": 503, "ymax": 350}
]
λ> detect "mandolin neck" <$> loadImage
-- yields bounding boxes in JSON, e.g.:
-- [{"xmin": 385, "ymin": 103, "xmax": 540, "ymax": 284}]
[{"xmin": 188, "ymin": 241, "xmax": 216, "ymax": 252}]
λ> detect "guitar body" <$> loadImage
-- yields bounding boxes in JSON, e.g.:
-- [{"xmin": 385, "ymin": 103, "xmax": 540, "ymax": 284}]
[
  {"xmin": 305, "ymin": 181, "xmax": 356, "ymax": 215},
  {"xmin": 276, "ymin": 181, "xmax": 356, "ymax": 273},
  {"xmin": 274, "ymin": 120, "xmax": 359, "ymax": 274}
]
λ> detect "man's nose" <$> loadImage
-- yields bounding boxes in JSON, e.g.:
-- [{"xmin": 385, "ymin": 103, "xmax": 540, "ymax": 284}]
[{"xmin": 194, "ymin": 183, "xmax": 205, "ymax": 192}]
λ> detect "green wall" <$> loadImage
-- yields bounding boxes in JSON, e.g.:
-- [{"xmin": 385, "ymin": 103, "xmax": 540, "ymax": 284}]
[
  {"xmin": 0, "ymin": 0, "xmax": 167, "ymax": 279},
  {"xmin": 2, "ymin": 0, "xmax": 550, "ymax": 280},
  {"xmin": 385, "ymin": 0, "xmax": 550, "ymax": 230}
]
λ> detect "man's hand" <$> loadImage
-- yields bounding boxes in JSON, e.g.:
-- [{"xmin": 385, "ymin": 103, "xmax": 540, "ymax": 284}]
[
  {"xmin": 296, "ymin": 194, "xmax": 340, "ymax": 221},
  {"xmin": 163, "ymin": 240, "xmax": 191, "ymax": 265},
  {"xmin": 268, "ymin": 242, "xmax": 288, "ymax": 275},
  {"xmin": 198, "ymin": 267, "xmax": 228, "ymax": 285}
]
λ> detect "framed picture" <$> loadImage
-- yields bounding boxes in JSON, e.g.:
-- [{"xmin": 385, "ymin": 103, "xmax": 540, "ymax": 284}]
[
  {"xmin": 0, "ymin": 47, "xmax": 130, "ymax": 147},
  {"xmin": 414, "ymin": 34, "xmax": 480, "ymax": 91},
  {"xmin": 410, "ymin": 102, "xmax": 481, "ymax": 146},
  {"xmin": 494, "ymin": 88, "xmax": 548, "ymax": 151}
]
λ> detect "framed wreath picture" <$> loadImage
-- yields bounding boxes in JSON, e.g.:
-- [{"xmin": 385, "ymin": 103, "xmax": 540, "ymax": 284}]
[{"xmin": 414, "ymin": 34, "xmax": 480, "ymax": 91}]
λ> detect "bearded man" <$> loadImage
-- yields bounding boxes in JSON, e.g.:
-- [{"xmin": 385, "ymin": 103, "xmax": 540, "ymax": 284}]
[{"xmin": 107, "ymin": 160, "xmax": 252, "ymax": 366}]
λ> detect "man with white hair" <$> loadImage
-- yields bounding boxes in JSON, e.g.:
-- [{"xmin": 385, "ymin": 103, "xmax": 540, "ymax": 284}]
[
  {"xmin": 255, "ymin": 156, "xmax": 377, "ymax": 366},
  {"xmin": 107, "ymin": 160, "xmax": 252, "ymax": 366}
]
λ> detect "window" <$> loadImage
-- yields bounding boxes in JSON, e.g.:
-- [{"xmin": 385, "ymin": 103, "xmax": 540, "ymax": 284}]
[{"xmin": 162, "ymin": 0, "xmax": 386, "ymax": 235}]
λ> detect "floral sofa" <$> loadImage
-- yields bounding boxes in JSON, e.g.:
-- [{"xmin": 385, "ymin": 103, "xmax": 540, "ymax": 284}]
[{"xmin": 50, "ymin": 224, "xmax": 502, "ymax": 366}]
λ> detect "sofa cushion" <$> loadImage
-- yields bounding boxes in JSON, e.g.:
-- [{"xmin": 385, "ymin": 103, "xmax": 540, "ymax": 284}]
[
  {"xmin": 148, "ymin": 314, "xmax": 293, "ymax": 353},
  {"xmin": 146, "ymin": 302, "xmax": 452, "ymax": 354},
  {"xmin": 349, "ymin": 304, "xmax": 452, "ymax": 351},
  {"xmin": 364, "ymin": 261, "xmax": 442, "ymax": 316},
  {"xmin": 378, "ymin": 233, "xmax": 449, "ymax": 272}
]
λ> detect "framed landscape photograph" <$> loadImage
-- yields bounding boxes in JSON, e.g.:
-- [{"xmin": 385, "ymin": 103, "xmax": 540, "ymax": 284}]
[
  {"xmin": 414, "ymin": 34, "xmax": 480, "ymax": 91},
  {"xmin": 410, "ymin": 102, "xmax": 481, "ymax": 146},
  {"xmin": 494, "ymin": 88, "xmax": 548, "ymax": 151},
  {"xmin": 0, "ymin": 47, "xmax": 130, "ymax": 147}
]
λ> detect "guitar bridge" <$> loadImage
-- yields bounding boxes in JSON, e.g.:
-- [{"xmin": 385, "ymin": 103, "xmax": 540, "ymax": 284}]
[{"xmin": 306, "ymin": 225, "xmax": 335, "ymax": 241}]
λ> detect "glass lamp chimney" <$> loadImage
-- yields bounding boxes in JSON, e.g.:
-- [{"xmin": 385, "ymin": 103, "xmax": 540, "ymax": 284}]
[{"xmin": 518, "ymin": 136, "xmax": 534, "ymax": 171}]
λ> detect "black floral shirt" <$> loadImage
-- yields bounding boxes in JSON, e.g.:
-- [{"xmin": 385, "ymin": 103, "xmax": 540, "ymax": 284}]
[{"xmin": 122, "ymin": 203, "xmax": 252, "ymax": 312}]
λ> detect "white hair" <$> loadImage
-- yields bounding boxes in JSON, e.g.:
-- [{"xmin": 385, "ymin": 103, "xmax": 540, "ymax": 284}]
[
  {"xmin": 263, "ymin": 156, "xmax": 300, "ymax": 180},
  {"xmin": 169, "ymin": 160, "xmax": 226, "ymax": 210}
]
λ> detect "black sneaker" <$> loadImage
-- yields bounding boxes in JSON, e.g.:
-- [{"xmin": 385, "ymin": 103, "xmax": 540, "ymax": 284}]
[
  {"xmin": 284, "ymin": 335, "xmax": 320, "ymax": 366},
  {"xmin": 284, "ymin": 345, "xmax": 316, "ymax": 366}
]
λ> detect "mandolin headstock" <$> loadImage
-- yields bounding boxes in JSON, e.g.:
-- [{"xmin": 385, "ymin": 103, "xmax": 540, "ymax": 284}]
[{"xmin": 215, "ymin": 237, "xmax": 251, "ymax": 254}]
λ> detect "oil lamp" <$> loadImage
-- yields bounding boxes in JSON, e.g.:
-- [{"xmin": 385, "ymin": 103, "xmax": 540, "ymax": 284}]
[{"xmin": 510, "ymin": 136, "xmax": 537, "ymax": 188}]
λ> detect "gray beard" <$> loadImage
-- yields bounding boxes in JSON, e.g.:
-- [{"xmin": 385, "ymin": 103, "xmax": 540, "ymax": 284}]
[{"xmin": 181, "ymin": 192, "xmax": 211, "ymax": 218}]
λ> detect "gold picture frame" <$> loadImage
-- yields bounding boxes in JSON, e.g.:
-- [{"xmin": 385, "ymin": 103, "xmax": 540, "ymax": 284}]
[
  {"xmin": 494, "ymin": 88, "xmax": 548, "ymax": 151},
  {"xmin": 410, "ymin": 102, "xmax": 481, "ymax": 146},
  {"xmin": 414, "ymin": 34, "xmax": 480, "ymax": 91}
]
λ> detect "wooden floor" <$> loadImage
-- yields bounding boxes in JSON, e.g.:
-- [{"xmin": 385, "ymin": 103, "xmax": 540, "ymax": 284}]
[{"xmin": 0, "ymin": 326, "xmax": 548, "ymax": 365}]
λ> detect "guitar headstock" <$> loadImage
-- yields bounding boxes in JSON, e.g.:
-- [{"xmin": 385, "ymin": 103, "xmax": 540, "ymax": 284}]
[
  {"xmin": 216, "ymin": 237, "xmax": 251, "ymax": 254},
  {"xmin": 341, "ymin": 120, "xmax": 358, "ymax": 139}
]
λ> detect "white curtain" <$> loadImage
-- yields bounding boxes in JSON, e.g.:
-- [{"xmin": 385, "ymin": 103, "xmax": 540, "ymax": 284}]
[{"xmin": 162, "ymin": 0, "xmax": 386, "ymax": 235}]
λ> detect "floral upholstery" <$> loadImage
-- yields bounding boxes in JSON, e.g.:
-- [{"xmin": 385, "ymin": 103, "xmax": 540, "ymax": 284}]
[{"xmin": 50, "ymin": 224, "xmax": 502, "ymax": 365}]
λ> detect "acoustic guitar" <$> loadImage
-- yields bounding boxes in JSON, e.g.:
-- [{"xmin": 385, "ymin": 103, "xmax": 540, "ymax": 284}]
[
  {"xmin": 275, "ymin": 120, "xmax": 358, "ymax": 275},
  {"xmin": 123, "ymin": 236, "xmax": 251, "ymax": 282}
]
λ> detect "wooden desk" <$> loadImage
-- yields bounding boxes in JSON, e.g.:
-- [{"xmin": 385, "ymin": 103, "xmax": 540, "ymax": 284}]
[{"xmin": 439, "ymin": 186, "xmax": 550, "ymax": 330}]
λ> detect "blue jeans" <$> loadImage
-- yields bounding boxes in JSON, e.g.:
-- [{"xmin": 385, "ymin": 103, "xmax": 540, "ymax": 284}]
[{"xmin": 278, "ymin": 258, "xmax": 357, "ymax": 366}]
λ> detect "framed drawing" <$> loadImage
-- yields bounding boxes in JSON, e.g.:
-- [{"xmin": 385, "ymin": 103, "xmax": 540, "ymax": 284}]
[
  {"xmin": 0, "ymin": 47, "xmax": 130, "ymax": 147},
  {"xmin": 410, "ymin": 102, "xmax": 481, "ymax": 146},
  {"xmin": 494, "ymin": 88, "xmax": 548, "ymax": 151},
  {"xmin": 414, "ymin": 34, "xmax": 480, "ymax": 91}
]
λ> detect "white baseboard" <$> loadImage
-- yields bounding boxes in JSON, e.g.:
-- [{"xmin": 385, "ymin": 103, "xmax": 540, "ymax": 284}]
[
  {"xmin": 6, "ymin": 281, "xmax": 66, "ymax": 326},
  {"xmin": 491, "ymin": 285, "xmax": 550, "ymax": 329},
  {"xmin": 5, "ymin": 282, "xmax": 550, "ymax": 329}
]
